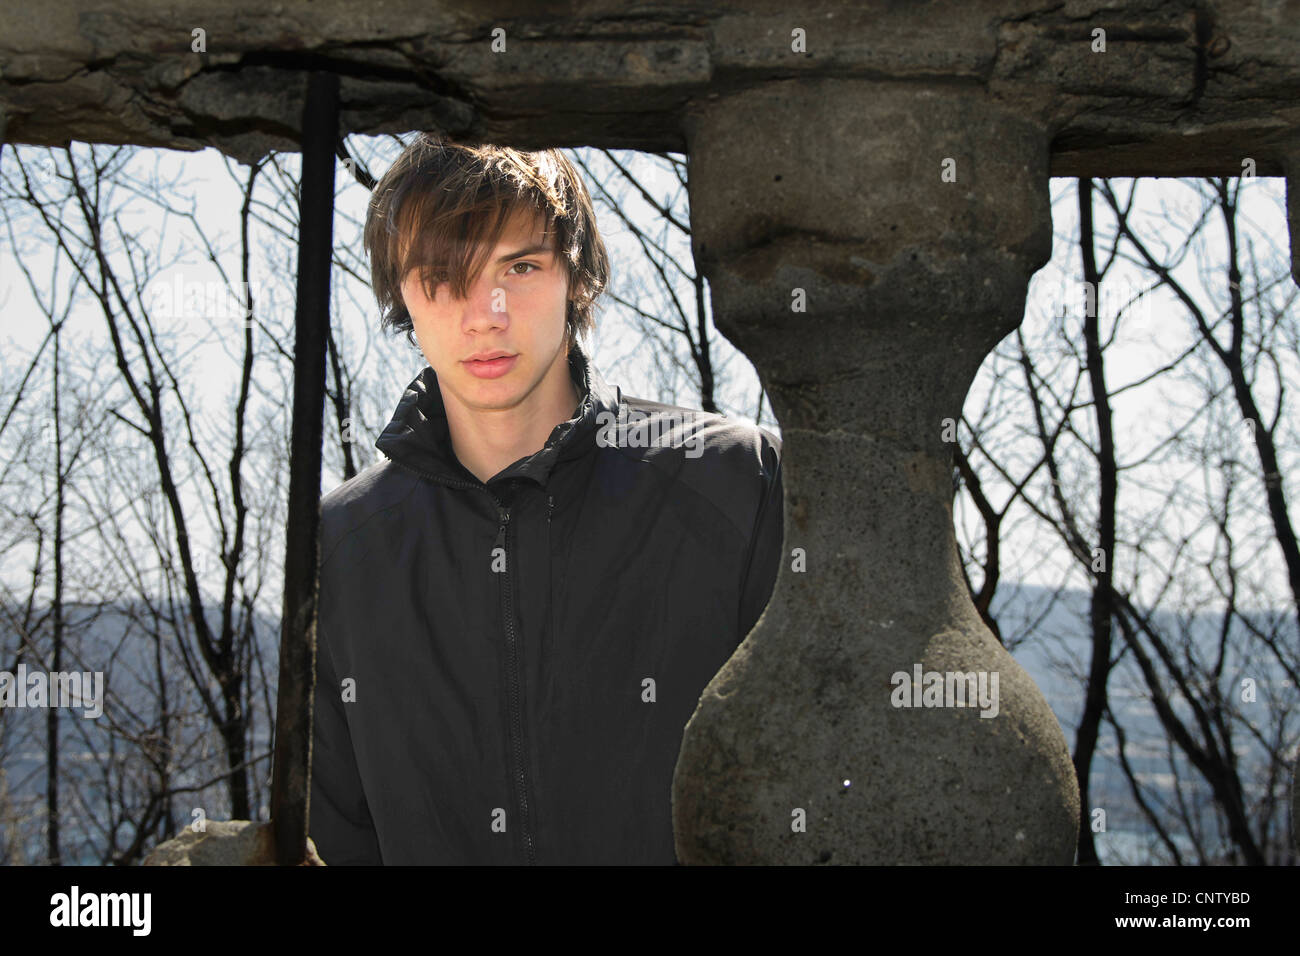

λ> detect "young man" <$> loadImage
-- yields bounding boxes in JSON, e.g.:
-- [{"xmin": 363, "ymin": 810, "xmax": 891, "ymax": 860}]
[{"xmin": 309, "ymin": 135, "xmax": 784, "ymax": 865}]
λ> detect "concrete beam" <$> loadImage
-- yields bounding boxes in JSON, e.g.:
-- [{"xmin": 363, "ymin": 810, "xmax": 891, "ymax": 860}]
[{"xmin": 1, "ymin": 1, "xmax": 1296, "ymax": 176}]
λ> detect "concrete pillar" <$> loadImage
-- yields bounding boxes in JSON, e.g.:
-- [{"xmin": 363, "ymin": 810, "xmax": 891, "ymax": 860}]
[{"xmin": 673, "ymin": 80, "xmax": 1080, "ymax": 864}]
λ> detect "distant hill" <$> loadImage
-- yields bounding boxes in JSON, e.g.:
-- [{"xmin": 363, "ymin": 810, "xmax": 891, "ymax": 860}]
[
  {"xmin": 2, "ymin": 585, "xmax": 1290, "ymax": 864},
  {"xmin": 992, "ymin": 581, "xmax": 1291, "ymax": 864}
]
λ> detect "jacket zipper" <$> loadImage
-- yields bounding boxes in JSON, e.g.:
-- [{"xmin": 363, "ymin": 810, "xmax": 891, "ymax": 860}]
[
  {"xmin": 547, "ymin": 495, "xmax": 557, "ymax": 701},
  {"xmin": 384, "ymin": 454, "xmax": 539, "ymax": 865}
]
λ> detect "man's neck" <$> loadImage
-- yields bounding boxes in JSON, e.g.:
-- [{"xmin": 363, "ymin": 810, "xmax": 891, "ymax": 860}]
[{"xmin": 443, "ymin": 354, "xmax": 582, "ymax": 485}]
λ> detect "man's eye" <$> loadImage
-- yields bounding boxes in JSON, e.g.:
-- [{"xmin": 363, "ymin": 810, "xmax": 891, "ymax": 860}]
[{"xmin": 510, "ymin": 262, "xmax": 537, "ymax": 276}]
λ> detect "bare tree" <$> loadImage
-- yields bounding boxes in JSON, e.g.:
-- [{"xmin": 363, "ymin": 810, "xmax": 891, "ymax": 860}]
[
  {"xmin": 2, "ymin": 143, "xmax": 282, "ymax": 835},
  {"xmin": 957, "ymin": 175, "xmax": 1297, "ymax": 865},
  {"xmin": 571, "ymin": 149, "xmax": 775, "ymax": 426}
]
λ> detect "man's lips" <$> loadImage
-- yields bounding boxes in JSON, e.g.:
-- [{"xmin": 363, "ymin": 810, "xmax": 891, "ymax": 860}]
[{"xmin": 463, "ymin": 354, "xmax": 518, "ymax": 379}]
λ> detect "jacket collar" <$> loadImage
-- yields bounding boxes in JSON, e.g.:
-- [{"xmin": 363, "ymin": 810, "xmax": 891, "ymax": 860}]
[{"xmin": 375, "ymin": 340, "xmax": 622, "ymax": 488}]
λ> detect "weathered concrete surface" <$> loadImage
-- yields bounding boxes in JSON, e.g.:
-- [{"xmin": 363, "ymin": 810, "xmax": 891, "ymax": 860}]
[
  {"xmin": 673, "ymin": 82, "xmax": 1079, "ymax": 864},
  {"xmin": 0, "ymin": 1, "xmax": 1297, "ymax": 177},
  {"xmin": 142, "ymin": 820, "xmax": 325, "ymax": 865}
]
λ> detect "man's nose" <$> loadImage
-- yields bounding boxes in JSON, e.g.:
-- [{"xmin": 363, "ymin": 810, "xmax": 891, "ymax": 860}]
[{"xmin": 459, "ymin": 273, "xmax": 510, "ymax": 331}]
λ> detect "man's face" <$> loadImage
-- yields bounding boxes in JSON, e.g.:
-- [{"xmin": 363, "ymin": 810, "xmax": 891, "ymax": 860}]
[{"xmin": 400, "ymin": 210, "xmax": 574, "ymax": 418}]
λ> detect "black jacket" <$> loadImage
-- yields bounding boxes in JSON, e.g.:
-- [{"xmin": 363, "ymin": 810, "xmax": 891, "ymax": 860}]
[{"xmin": 309, "ymin": 342, "xmax": 784, "ymax": 864}]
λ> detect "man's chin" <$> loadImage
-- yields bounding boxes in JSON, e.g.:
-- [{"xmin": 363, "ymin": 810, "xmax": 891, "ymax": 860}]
[{"xmin": 457, "ymin": 380, "xmax": 527, "ymax": 411}]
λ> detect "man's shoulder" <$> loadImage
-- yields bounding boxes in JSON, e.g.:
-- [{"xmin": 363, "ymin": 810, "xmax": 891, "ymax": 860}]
[
  {"xmin": 611, "ymin": 394, "xmax": 780, "ymax": 474},
  {"xmin": 318, "ymin": 458, "xmax": 420, "ymax": 571},
  {"xmin": 606, "ymin": 394, "xmax": 781, "ymax": 539}
]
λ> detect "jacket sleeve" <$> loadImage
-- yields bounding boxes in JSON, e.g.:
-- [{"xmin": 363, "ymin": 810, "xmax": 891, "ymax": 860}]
[
  {"xmin": 737, "ymin": 431, "xmax": 785, "ymax": 641},
  {"xmin": 309, "ymin": 616, "xmax": 383, "ymax": 865}
]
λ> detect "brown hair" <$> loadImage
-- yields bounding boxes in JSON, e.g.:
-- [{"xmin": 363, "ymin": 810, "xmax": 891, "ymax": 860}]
[{"xmin": 363, "ymin": 133, "xmax": 609, "ymax": 351}]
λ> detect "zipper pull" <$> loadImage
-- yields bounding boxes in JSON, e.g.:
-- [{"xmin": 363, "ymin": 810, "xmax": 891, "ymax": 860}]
[{"xmin": 495, "ymin": 505, "xmax": 510, "ymax": 550}]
